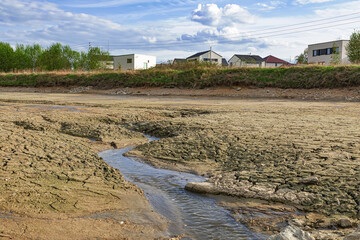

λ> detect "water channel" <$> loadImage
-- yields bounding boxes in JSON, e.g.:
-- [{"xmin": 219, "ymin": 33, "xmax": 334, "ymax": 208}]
[{"xmin": 98, "ymin": 136, "xmax": 265, "ymax": 240}]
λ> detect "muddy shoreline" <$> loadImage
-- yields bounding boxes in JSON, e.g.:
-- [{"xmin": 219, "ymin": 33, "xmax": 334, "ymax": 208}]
[{"xmin": 0, "ymin": 91, "xmax": 359, "ymax": 239}]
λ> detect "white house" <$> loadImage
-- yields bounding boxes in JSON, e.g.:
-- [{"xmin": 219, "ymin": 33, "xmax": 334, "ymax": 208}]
[
  {"xmin": 112, "ymin": 54, "xmax": 156, "ymax": 70},
  {"xmin": 308, "ymin": 40, "xmax": 350, "ymax": 65},
  {"xmin": 186, "ymin": 50, "xmax": 222, "ymax": 66},
  {"xmin": 263, "ymin": 55, "xmax": 291, "ymax": 68},
  {"xmin": 228, "ymin": 55, "xmax": 265, "ymax": 68}
]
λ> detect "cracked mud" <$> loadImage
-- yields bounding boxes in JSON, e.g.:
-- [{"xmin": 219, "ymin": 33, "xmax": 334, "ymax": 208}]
[{"xmin": 0, "ymin": 92, "xmax": 359, "ymax": 239}]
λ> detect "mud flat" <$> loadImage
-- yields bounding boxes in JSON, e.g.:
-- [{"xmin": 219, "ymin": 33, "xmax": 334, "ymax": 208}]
[{"xmin": 0, "ymin": 92, "xmax": 359, "ymax": 239}]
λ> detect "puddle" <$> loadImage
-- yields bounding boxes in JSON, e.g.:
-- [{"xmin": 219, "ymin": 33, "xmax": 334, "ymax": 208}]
[
  {"xmin": 22, "ymin": 105, "xmax": 86, "ymax": 112},
  {"xmin": 99, "ymin": 136, "xmax": 263, "ymax": 240}
]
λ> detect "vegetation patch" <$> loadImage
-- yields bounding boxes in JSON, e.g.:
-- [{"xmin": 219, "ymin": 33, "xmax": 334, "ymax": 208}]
[{"xmin": 1, "ymin": 65, "xmax": 360, "ymax": 89}]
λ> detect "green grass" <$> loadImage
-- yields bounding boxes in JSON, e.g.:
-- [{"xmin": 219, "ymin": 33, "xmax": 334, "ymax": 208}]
[{"xmin": 1, "ymin": 65, "xmax": 360, "ymax": 89}]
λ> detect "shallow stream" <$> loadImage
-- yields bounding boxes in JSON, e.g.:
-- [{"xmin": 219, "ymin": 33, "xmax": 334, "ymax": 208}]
[{"xmin": 99, "ymin": 136, "xmax": 264, "ymax": 240}]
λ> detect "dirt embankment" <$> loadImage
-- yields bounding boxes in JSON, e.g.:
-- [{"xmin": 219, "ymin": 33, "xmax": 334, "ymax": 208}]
[{"xmin": 1, "ymin": 85, "xmax": 360, "ymax": 102}]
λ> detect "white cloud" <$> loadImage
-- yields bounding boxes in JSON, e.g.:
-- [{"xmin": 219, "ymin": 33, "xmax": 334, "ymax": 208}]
[
  {"xmin": 257, "ymin": 3, "xmax": 276, "ymax": 10},
  {"xmin": 191, "ymin": 4, "xmax": 255, "ymax": 27},
  {"xmin": 0, "ymin": 0, "xmax": 152, "ymax": 49},
  {"xmin": 314, "ymin": 0, "xmax": 360, "ymax": 17},
  {"xmin": 256, "ymin": 1, "xmax": 286, "ymax": 10},
  {"xmin": 295, "ymin": 0, "xmax": 333, "ymax": 4}
]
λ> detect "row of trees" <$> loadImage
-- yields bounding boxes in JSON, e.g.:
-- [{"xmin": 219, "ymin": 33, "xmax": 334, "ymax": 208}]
[
  {"xmin": 295, "ymin": 31, "xmax": 360, "ymax": 65},
  {"xmin": 0, "ymin": 42, "xmax": 110, "ymax": 72}
]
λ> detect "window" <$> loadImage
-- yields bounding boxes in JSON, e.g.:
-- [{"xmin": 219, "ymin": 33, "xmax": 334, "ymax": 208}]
[
  {"xmin": 127, "ymin": 58, "xmax": 132, "ymax": 63},
  {"xmin": 320, "ymin": 49, "xmax": 327, "ymax": 55},
  {"xmin": 313, "ymin": 50, "xmax": 318, "ymax": 56},
  {"xmin": 327, "ymin": 48, "xmax": 332, "ymax": 55}
]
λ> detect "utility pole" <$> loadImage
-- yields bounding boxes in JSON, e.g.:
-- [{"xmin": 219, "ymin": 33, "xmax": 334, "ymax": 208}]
[
  {"xmin": 89, "ymin": 42, "xmax": 92, "ymax": 51},
  {"xmin": 210, "ymin": 46, "xmax": 212, "ymax": 63}
]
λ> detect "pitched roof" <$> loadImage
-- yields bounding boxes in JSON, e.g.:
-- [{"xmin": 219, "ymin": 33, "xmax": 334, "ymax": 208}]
[
  {"xmin": 187, "ymin": 50, "xmax": 222, "ymax": 59},
  {"xmin": 173, "ymin": 58, "xmax": 187, "ymax": 63},
  {"xmin": 264, "ymin": 55, "xmax": 290, "ymax": 64},
  {"xmin": 234, "ymin": 54, "xmax": 264, "ymax": 63}
]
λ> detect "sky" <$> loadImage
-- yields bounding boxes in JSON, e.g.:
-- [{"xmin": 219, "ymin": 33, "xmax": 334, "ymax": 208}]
[{"xmin": 0, "ymin": 0, "xmax": 360, "ymax": 63}]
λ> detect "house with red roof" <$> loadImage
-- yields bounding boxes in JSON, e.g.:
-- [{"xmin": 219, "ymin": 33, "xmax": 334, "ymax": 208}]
[{"xmin": 263, "ymin": 55, "xmax": 292, "ymax": 67}]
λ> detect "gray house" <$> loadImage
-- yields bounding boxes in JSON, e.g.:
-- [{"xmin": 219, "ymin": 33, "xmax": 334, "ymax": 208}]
[
  {"xmin": 228, "ymin": 55, "xmax": 265, "ymax": 68},
  {"xmin": 186, "ymin": 50, "xmax": 222, "ymax": 66},
  {"xmin": 308, "ymin": 40, "xmax": 350, "ymax": 65}
]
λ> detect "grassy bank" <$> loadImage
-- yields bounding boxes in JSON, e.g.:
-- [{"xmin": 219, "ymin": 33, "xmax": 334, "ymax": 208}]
[{"xmin": 1, "ymin": 65, "xmax": 360, "ymax": 89}]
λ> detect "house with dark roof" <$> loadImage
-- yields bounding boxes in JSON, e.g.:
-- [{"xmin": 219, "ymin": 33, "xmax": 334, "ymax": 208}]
[
  {"xmin": 173, "ymin": 58, "xmax": 187, "ymax": 64},
  {"xmin": 264, "ymin": 55, "xmax": 292, "ymax": 67},
  {"xmin": 228, "ymin": 54, "xmax": 265, "ymax": 68},
  {"xmin": 186, "ymin": 50, "xmax": 222, "ymax": 66}
]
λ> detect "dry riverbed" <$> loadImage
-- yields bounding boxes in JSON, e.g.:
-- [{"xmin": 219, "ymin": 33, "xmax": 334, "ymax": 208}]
[{"xmin": 0, "ymin": 91, "xmax": 359, "ymax": 239}]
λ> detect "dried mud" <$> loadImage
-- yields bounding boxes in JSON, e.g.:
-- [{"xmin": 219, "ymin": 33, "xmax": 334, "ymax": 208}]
[{"xmin": 0, "ymin": 92, "xmax": 359, "ymax": 239}]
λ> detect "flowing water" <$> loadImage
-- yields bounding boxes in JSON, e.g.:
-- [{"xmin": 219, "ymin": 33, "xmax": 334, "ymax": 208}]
[{"xmin": 99, "ymin": 136, "xmax": 264, "ymax": 240}]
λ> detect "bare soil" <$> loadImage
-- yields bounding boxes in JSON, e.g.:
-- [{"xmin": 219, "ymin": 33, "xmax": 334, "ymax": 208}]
[{"xmin": 0, "ymin": 90, "xmax": 359, "ymax": 239}]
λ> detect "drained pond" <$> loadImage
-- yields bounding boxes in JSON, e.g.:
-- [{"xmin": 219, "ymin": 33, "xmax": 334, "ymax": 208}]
[{"xmin": 98, "ymin": 136, "xmax": 264, "ymax": 240}]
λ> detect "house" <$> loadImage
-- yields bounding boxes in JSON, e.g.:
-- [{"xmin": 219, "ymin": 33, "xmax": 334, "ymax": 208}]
[
  {"xmin": 228, "ymin": 54, "xmax": 265, "ymax": 68},
  {"xmin": 112, "ymin": 54, "xmax": 156, "ymax": 70},
  {"xmin": 173, "ymin": 58, "xmax": 187, "ymax": 64},
  {"xmin": 186, "ymin": 50, "xmax": 222, "ymax": 66},
  {"xmin": 264, "ymin": 55, "xmax": 291, "ymax": 67},
  {"xmin": 307, "ymin": 40, "xmax": 350, "ymax": 65}
]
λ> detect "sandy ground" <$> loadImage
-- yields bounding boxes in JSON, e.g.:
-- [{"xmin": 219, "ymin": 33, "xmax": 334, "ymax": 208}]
[{"xmin": 0, "ymin": 90, "xmax": 359, "ymax": 239}]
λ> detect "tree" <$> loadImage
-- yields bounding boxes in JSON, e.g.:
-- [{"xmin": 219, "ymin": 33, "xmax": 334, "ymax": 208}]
[
  {"xmin": 63, "ymin": 45, "xmax": 80, "ymax": 70},
  {"xmin": 346, "ymin": 30, "xmax": 360, "ymax": 64},
  {"xmin": 25, "ymin": 44, "xmax": 43, "ymax": 73},
  {"xmin": 14, "ymin": 44, "xmax": 31, "ymax": 71},
  {"xmin": 39, "ymin": 43, "xmax": 71, "ymax": 71},
  {"xmin": 0, "ymin": 42, "xmax": 14, "ymax": 72},
  {"xmin": 330, "ymin": 43, "xmax": 341, "ymax": 65},
  {"xmin": 295, "ymin": 48, "xmax": 308, "ymax": 64},
  {"xmin": 86, "ymin": 47, "xmax": 110, "ymax": 70}
]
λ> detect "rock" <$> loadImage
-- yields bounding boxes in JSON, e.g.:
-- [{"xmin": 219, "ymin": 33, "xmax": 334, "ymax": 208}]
[
  {"xmin": 300, "ymin": 177, "xmax": 319, "ymax": 185},
  {"xmin": 344, "ymin": 232, "xmax": 360, "ymax": 240},
  {"xmin": 289, "ymin": 219, "xmax": 305, "ymax": 227},
  {"xmin": 236, "ymin": 88, "xmax": 242, "ymax": 91},
  {"xmin": 185, "ymin": 182, "xmax": 220, "ymax": 194},
  {"xmin": 344, "ymin": 226, "xmax": 360, "ymax": 240},
  {"xmin": 267, "ymin": 225, "xmax": 315, "ymax": 240},
  {"xmin": 110, "ymin": 142, "xmax": 118, "ymax": 149},
  {"xmin": 337, "ymin": 218, "xmax": 352, "ymax": 228}
]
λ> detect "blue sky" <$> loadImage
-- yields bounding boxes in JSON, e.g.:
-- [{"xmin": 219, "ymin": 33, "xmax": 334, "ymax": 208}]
[{"xmin": 1, "ymin": 0, "xmax": 359, "ymax": 62}]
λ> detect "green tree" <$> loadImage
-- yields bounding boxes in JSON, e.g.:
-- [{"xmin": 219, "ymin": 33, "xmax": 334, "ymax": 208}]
[
  {"xmin": 330, "ymin": 43, "xmax": 341, "ymax": 65},
  {"xmin": 14, "ymin": 44, "xmax": 32, "ymax": 71},
  {"xmin": 295, "ymin": 48, "xmax": 308, "ymax": 64},
  {"xmin": 0, "ymin": 42, "xmax": 14, "ymax": 72},
  {"xmin": 25, "ymin": 44, "xmax": 43, "ymax": 73},
  {"xmin": 346, "ymin": 30, "xmax": 360, "ymax": 64},
  {"xmin": 39, "ymin": 43, "xmax": 71, "ymax": 71},
  {"xmin": 77, "ymin": 51, "xmax": 89, "ymax": 71},
  {"xmin": 87, "ymin": 47, "xmax": 110, "ymax": 70},
  {"xmin": 63, "ymin": 45, "xmax": 80, "ymax": 70}
]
